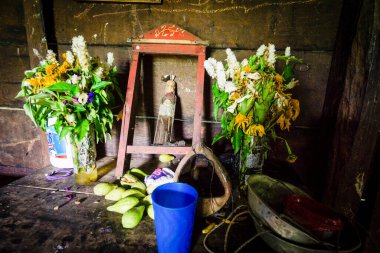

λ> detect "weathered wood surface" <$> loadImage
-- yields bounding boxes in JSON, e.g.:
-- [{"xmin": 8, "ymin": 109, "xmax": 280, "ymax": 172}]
[
  {"xmin": 0, "ymin": 156, "xmax": 278, "ymax": 253},
  {"xmin": 52, "ymin": 0, "xmax": 341, "ymax": 50},
  {"xmin": 0, "ymin": 0, "xmax": 50, "ymax": 171},
  {"xmin": 0, "ymin": 45, "xmax": 30, "ymax": 84},
  {"xmin": 0, "ymin": 0, "xmax": 342, "ymax": 206},
  {"xmin": 319, "ymin": 0, "xmax": 365, "ymax": 202},
  {"xmin": 0, "ymin": 0, "xmax": 27, "ymax": 45},
  {"xmin": 0, "ymin": 158, "xmax": 157, "ymax": 253},
  {"xmin": 23, "ymin": 0, "xmax": 48, "ymax": 68},
  {"xmin": 318, "ymin": 0, "xmax": 380, "ymax": 251},
  {"xmin": 0, "ymin": 110, "xmax": 50, "ymax": 170}
]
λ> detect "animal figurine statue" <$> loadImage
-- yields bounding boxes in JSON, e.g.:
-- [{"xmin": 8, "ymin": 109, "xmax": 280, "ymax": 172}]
[{"xmin": 153, "ymin": 74, "xmax": 177, "ymax": 145}]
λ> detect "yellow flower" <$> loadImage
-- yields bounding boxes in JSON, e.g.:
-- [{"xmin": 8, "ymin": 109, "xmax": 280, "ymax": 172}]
[
  {"xmin": 230, "ymin": 92, "xmax": 240, "ymax": 101},
  {"xmin": 276, "ymin": 114, "xmax": 291, "ymax": 130},
  {"xmin": 242, "ymin": 64, "xmax": 251, "ymax": 73},
  {"xmin": 245, "ymin": 124, "xmax": 266, "ymax": 137},
  {"xmin": 58, "ymin": 61, "xmax": 71, "ymax": 75},
  {"xmin": 234, "ymin": 113, "xmax": 249, "ymax": 132},
  {"xmin": 26, "ymin": 78, "xmax": 42, "ymax": 92},
  {"xmin": 277, "ymin": 99, "xmax": 300, "ymax": 130},
  {"xmin": 274, "ymin": 74, "xmax": 284, "ymax": 84},
  {"xmin": 289, "ymin": 99, "xmax": 300, "ymax": 121},
  {"xmin": 43, "ymin": 75, "xmax": 57, "ymax": 87},
  {"xmin": 45, "ymin": 64, "xmax": 57, "ymax": 76}
]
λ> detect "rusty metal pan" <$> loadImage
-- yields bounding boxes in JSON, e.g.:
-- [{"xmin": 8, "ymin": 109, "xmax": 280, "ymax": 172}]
[
  {"xmin": 247, "ymin": 174, "xmax": 319, "ymax": 244},
  {"xmin": 247, "ymin": 174, "xmax": 361, "ymax": 252},
  {"xmin": 251, "ymin": 211, "xmax": 361, "ymax": 253}
]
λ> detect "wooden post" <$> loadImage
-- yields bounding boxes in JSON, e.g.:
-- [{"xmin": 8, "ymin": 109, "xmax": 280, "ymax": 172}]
[
  {"xmin": 115, "ymin": 50, "xmax": 141, "ymax": 178},
  {"xmin": 193, "ymin": 48, "xmax": 206, "ymax": 145},
  {"xmin": 22, "ymin": 0, "xmax": 50, "ymax": 168},
  {"xmin": 23, "ymin": 0, "xmax": 48, "ymax": 68}
]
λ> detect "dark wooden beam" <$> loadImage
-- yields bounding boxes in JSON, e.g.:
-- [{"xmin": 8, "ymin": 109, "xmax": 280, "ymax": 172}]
[
  {"xmin": 23, "ymin": 0, "xmax": 48, "ymax": 67},
  {"xmin": 22, "ymin": 0, "xmax": 50, "ymax": 166},
  {"xmin": 322, "ymin": 3, "xmax": 380, "ymax": 250},
  {"xmin": 318, "ymin": 0, "xmax": 364, "ymax": 201}
]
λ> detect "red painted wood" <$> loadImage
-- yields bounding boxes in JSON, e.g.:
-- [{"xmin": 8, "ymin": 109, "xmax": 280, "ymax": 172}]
[
  {"xmin": 115, "ymin": 51, "xmax": 141, "ymax": 178},
  {"xmin": 127, "ymin": 145, "xmax": 192, "ymax": 155},
  {"xmin": 135, "ymin": 24, "xmax": 203, "ymax": 42},
  {"xmin": 115, "ymin": 25, "xmax": 207, "ymax": 178},
  {"xmin": 133, "ymin": 44, "xmax": 204, "ymax": 55},
  {"xmin": 193, "ymin": 51, "xmax": 206, "ymax": 144}
]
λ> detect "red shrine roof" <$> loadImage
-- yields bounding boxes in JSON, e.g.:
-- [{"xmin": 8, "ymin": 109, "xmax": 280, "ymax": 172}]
[{"xmin": 128, "ymin": 24, "xmax": 208, "ymax": 45}]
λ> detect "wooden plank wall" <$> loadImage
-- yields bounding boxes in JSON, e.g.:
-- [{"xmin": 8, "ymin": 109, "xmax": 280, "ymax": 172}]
[
  {"xmin": 1, "ymin": 0, "xmax": 343, "ymax": 196},
  {"xmin": 0, "ymin": 0, "xmax": 50, "ymax": 173}
]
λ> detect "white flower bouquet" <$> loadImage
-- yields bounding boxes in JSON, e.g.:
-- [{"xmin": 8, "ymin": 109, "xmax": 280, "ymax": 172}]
[{"xmin": 204, "ymin": 44, "xmax": 301, "ymax": 180}]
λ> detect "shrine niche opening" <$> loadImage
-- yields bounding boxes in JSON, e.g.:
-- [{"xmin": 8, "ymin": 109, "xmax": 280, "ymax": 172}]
[{"xmin": 115, "ymin": 24, "xmax": 208, "ymax": 177}]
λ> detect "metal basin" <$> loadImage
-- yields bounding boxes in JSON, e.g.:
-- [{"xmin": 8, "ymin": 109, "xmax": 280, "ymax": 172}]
[{"xmin": 247, "ymin": 174, "xmax": 361, "ymax": 252}]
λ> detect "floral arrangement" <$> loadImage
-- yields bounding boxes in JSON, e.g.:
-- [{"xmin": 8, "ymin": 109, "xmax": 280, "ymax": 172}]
[
  {"xmin": 204, "ymin": 44, "xmax": 301, "ymax": 179},
  {"xmin": 16, "ymin": 36, "xmax": 122, "ymax": 147}
]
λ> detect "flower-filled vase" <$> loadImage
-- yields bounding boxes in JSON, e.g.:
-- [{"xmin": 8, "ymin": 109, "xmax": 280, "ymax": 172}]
[
  {"xmin": 204, "ymin": 45, "xmax": 302, "ymax": 186},
  {"xmin": 71, "ymin": 127, "xmax": 97, "ymax": 185},
  {"xmin": 17, "ymin": 35, "xmax": 122, "ymax": 185}
]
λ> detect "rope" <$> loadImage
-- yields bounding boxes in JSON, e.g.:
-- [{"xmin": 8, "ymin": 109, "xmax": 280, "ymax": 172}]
[
  {"xmin": 203, "ymin": 205, "xmax": 258, "ymax": 253},
  {"xmin": 234, "ymin": 230, "xmax": 272, "ymax": 253},
  {"xmin": 45, "ymin": 168, "xmax": 73, "ymax": 180}
]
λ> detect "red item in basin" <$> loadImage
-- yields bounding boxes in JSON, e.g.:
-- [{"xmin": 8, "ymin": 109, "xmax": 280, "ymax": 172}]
[{"xmin": 284, "ymin": 194, "xmax": 344, "ymax": 239}]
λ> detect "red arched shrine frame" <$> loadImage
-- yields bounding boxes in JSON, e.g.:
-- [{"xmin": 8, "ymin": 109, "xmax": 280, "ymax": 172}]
[{"xmin": 115, "ymin": 24, "xmax": 208, "ymax": 177}]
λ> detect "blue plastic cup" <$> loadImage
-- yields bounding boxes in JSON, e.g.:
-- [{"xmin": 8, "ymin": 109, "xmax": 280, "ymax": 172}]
[{"xmin": 152, "ymin": 182, "xmax": 198, "ymax": 253}]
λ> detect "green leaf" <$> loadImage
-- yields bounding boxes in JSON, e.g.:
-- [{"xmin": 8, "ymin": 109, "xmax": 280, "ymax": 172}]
[
  {"xmin": 220, "ymin": 92, "xmax": 229, "ymax": 107},
  {"xmin": 220, "ymin": 112, "xmax": 227, "ymax": 130},
  {"xmin": 29, "ymin": 93, "xmax": 52, "ymax": 100},
  {"xmin": 15, "ymin": 90, "xmax": 26, "ymax": 99},
  {"xmin": 227, "ymin": 116, "xmax": 235, "ymax": 133},
  {"xmin": 41, "ymin": 88, "xmax": 59, "ymax": 99},
  {"xmin": 24, "ymin": 70, "xmax": 36, "ymax": 79},
  {"xmin": 23, "ymin": 102, "xmax": 37, "ymax": 126},
  {"xmin": 232, "ymin": 128, "xmax": 243, "ymax": 155},
  {"xmin": 212, "ymin": 82, "xmax": 220, "ymax": 97},
  {"xmin": 212, "ymin": 133, "xmax": 225, "ymax": 145},
  {"xmin": 92, "ymin": 74, "xmax": 101, "ymax": 84},
  {"xmin": 260, "ymin": 57, "xmax": 266, "ymax": 71},
  {"xmin": 55, "ymin": 101, "xmax": 64, "ymax": 111},
  {"xmin": 96, "ymin": 91, "xmax": 108, "ymax": 104},
  {"xmin": 47, "ymin": 82, "xmax": 77, "ymax": 95},
  {"xmin": 254, "ymin": 102, "xmax": 267, "ymax": 124},
  {"xmin": 94, "ymin": 117, "xmax": 103, "ymax": 143},
  {"xmin": 59, "ymin": 126, "xmax": 72, "ymax": 140},
  {"xmin": 264, "ymin": 91, "xmax": 276, "ymax": 105},
  {"xmin": 33, "ymin": 99, "xmax": 55, "ymax": 107},
  {"xmin": 282, "ymin": 65, "xmax": 294, "ymax": 83},
  {"xmin": 239, "ymin": 97, "xmax": 254, "ymax": 116},
  {"xmin": 73, "ymin": 105, "xmax": 86, "ymax": 112},
  {"xmin": 90, "ymin": 81, "xmax": 112, "ymax": 91},
  {"xmin": 77, "ymin": 119, "xmax": 89, "ymax": 142},
  {"xmin": 213, "ymin": 104, "xmax": 219, "ymax": 121}
]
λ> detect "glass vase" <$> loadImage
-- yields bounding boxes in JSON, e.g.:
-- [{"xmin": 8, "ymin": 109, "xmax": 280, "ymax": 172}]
[
  {"xmin": 242, "ymin": 136, "xmax": 268, "ymax": 185},
  {"xmin": 71, "ymin": 127, "xmax": 97, "ymax": 185},
  {"xmin": 245, "ymin": 145, "xmax": 267, "ymax": 174}
]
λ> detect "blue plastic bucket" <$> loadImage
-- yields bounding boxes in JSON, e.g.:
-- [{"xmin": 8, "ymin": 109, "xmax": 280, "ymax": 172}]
[{"xmin": 152, "ymin": 182, "xmax": 198, "ymax": 253}]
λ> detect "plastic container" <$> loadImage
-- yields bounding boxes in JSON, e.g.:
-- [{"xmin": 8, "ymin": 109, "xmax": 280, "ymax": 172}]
[
  {"xmin": 152, "ymin": 183, "xmax": 198, "ymax": 253},
  {"xmin": 46, "ymin": 117, "xmax": 73, "ymax": 168}
]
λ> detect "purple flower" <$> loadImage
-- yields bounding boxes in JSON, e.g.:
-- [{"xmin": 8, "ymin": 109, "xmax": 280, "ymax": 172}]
[
  {"xmin": 87, "ymin": 92, "xmax": 95, "ymax": 103},
  {"xmin": 72, "ymin": 96, "xmax": 79, "ymax": 104}
]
